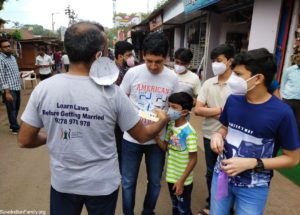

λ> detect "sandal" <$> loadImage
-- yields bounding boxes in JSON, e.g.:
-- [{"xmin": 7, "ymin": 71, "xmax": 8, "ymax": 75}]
[{"xmin": 197, "ymin": 208, "xmax": 210, "ymax": 215}]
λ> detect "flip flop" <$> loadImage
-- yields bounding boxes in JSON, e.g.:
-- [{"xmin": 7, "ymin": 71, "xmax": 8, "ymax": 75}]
[{"xmin": 197, "ymin": 208, "xmax": 210, "ymax": 215}]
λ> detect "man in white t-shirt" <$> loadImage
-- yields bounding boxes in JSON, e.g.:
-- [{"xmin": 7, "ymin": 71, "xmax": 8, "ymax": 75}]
[
  {"xmin": 61, "ymin": 51, "xmax": 70, "ymax": 72},
  {"xmin": 120, "ymin": 32, "xmax": 178, "ymax": 215},
  {"xmin": 174, "ymin": 48, "xmax": 201, "ymax": 99},
  {"xmin": 35, "ymin": 46, "xmax": 53, "ymax": 80},
  {"xmin": 18, "ymin": 21, "xmax": 168, "ymax": 215},
  {"xmin": 194, "ymin": 44, "xmax": 235, "ymax": 215}
]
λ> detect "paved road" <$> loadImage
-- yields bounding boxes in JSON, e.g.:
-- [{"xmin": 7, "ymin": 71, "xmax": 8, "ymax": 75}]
[{"xmin": 0, "ymin": 88, "xmax": 299, "ymax": 215}]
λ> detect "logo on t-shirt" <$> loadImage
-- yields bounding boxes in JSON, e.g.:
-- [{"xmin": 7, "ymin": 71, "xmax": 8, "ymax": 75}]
[{"xmin": 60, "ymin": 128, "xmax": 83, "ymax": 140}]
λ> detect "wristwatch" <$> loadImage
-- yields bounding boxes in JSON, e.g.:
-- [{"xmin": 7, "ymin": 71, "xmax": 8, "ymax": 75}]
[{"xmin": 254, "ymin": 158, "xmax": 265, "ymax": 172}]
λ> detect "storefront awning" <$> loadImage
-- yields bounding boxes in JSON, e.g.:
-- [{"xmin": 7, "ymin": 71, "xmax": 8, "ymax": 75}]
[{"xmin": 183, "ymin": 0, "xmax": 220, "ymax": 14}]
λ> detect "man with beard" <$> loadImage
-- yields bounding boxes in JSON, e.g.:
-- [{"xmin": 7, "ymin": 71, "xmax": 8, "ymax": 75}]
[
  {"xmin": 0, "ymin": 39, "xmax": 22, "ymax": 134},
  {"xmin": 114, "ymin": 40, "xmax": 135, "ymax": 167},
  {"xmin": 114, "ymin": 41, "xmax": 135, "ymax": 86}
]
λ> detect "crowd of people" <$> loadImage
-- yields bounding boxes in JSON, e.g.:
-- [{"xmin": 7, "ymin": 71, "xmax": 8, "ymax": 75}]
[{"xmin": 0, "ymin": 20, "xmax": 299, "ymax": 215}]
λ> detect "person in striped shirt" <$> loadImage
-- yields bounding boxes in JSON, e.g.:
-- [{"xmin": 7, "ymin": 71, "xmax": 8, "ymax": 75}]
[{"xmin": 156, "ymin": 92, "xmax": 198, "ymax": 215}]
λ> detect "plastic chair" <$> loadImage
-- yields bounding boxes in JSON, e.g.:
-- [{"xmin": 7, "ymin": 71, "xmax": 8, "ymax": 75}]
[{"xmin": 22, "ymin": 71, "xmax": 38, "ymax": 89}]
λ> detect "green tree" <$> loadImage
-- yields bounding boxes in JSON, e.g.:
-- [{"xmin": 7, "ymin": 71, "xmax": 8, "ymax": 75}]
[
  {"xmin": 22, "ymin": 24, "xmax": 58, "ymax": 37},
  {"xmin": 105, "ymin": 27, "xmax": 118, "ymax": 48},
  {"xmin": 0, "ymin": 0, "xmax": 8, "ymax": 10},
  {"xmin": 9, "ymin": 29, "xmax": 22, "ymax": 40}
]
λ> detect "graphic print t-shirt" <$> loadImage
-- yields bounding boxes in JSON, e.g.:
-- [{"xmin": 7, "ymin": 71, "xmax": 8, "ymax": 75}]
[
  {"xmin": 21, "ymin": 74, "xmax": 140, "ymax": 196},
  {"xmin": 215, "ymin": 95, "xmax": 300, "ymax": 187},
  {"xmin": 165, "ymin": 122, "xmax": 198, "ymax": 185},
  {"xmin": 120, "ymin": 64, "xmax": 179, "ymax": 145}
]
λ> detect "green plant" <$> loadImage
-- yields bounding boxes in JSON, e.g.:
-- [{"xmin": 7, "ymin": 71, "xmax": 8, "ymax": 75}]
[{"xmin": 10, "ymin": 30, "xmax": 22, "ymax": 40}]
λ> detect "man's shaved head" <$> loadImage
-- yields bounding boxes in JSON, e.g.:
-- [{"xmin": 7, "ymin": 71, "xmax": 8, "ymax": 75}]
[{"xmin": 64, "ymin": 21, "xmax": 106, "ymax": 64}]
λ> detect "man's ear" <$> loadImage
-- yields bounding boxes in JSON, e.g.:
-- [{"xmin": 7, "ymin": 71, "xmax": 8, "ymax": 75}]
[
  {"xmin": 95, "ymin": 51, "xmax": 102, "ymax": 60},
  {"xmin": 256, "ymin": 74, "xmax": 265, "ymax": 85},
  {"xmin": 182, "ymin": 109, "xmax": 190, "ymax": 117},
  {"xmin": 228, "ymin": 58, "xmax": 233, "ymax": 66},
  {"xmin": 117, "ymin": 54, "xmax": 124, "ymax": 61}
]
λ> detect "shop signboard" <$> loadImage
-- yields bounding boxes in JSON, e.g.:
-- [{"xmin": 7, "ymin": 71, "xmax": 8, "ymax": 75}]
[
  {"xmin": 115, "ymin": 15, "xmax": 141, "ymax": 28},
  {"xmin": 183, "ymin": 0, "xmax": 220, "ymax": 14},
  {"xmin": 149, "ymin": 14, "xmax": 163, "ymax": 31}
]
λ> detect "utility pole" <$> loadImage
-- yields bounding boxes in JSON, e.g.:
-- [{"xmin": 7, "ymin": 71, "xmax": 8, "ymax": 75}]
[
  {"xmin": 64, "ymin": 5, "xmax": 77, "ymax": 26},
  {"xmin": 112, "ymin": 0, "xmax": 116, "ymax": 27},
  {"xmin": 147, "ymin": 0, "xmax": 150, "ymax": 13},
  {"xmin": 51, "ymin": 12, "xmax": 59, "ymax": 32}
]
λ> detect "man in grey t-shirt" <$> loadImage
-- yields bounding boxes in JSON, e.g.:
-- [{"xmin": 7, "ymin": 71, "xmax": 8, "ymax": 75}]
[
  {"xmin": 120, "ymin": 32, "xmax": 178, "ymax": 215},
  {"xmin": 18, "ymin": 21, "xmax": 168, "ymax": 215}
]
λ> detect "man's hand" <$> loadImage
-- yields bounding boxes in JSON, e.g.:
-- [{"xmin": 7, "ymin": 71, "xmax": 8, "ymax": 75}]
[
  {"xmin": 173, "ymin": 180, "xmax": 184, "ymax": 196},
  {"xmin": 5, "ymin": 91, "xmax": 13, "ymax": 103},
  {"xmin": 152, "ymin": 108, "xmax": 168, "ymax": 122},
  {"xmin": 210, "ymin": 132, "xmax": 224, "ymax": 154},
  {"xmin": 221, "ymin": 157, "xmax": 257, "ymax": 176}
]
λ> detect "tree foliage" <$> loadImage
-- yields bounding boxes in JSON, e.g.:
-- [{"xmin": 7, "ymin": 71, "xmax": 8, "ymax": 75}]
[
  {"xmin": 9, "ymin": 29, "xmax": 22, "ymax": 40},
  {"xmin": 22, "ymin": 24, "xmax": 58, "ymax": 37},
  {"xmin": 0, "ymin": 0, "xmax": 8, "ymax": 10}
]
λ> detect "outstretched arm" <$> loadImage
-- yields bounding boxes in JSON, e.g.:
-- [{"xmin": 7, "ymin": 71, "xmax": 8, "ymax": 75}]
[{"xmin": 18, "ymin": 122, "xmax": 46, "ymax": 148}]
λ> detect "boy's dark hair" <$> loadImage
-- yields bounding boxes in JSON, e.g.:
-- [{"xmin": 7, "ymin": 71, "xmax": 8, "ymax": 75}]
[
  {"xmin": 114, "ymin": 41, "xmax": 134, "ymax": 58},
  {"xmin": 175, "ymin": 48, "xmax": 193, "ymax": 64},
  {"xmin": 142, "ymin": 32, "xmax": 169, "ymax": 57},
  {"xmin": 0, "ymin": 38, "xmax": 9, "ymax": 47},
  {"xmin": 210, "ymin": 44, "xmax": 235, "ymax": 60},
  {"xmin": 168, "ymin": 92, "xmax": 194, "ymax": 111},
  {"xmin": 64, "ymin": 21, "xmax": 105, "ymax": 64},
  {"xmin": 231, "ymin": 48, "xmax": 277, "ymax": 87}
]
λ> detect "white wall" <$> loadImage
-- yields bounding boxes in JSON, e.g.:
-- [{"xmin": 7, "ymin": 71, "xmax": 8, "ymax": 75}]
[
  {"xmin": 164, "ymin": 0, "xmax": 184, "ymax": 23},
  {"xmin": 205, "ymin": 12, "xmax": 223, "ymax": 79},
  {"xmin": 248, "ymin": 0, "xmax": 283, "ymax": 53},
  {"xmin": 174, "ymin": 28, "xmax": 181, "ymax": 51}
]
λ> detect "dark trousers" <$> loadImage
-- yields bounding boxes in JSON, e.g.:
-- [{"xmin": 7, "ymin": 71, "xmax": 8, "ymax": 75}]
[
  {"xmin": 40, "ymin": 73, "xmax": 52, "ymax": 81},
  {"xmin": 283, "ymin": 99, "xmax": 300, "ymax": 139},
  {"xmin": 50, "ymin": 186, "xmax": 118, "ymax": 215},
  {"xmin": 122, "ymin": 139, "xmax": 165, "ymax": 215},
  {"xmin": 3, "ymin": 90, "xmax": 20, "ymax": 131},
  {"xmin": 64, "ymin": 64, "xmax": 69, "ymax": 72},
  {"xmin": 115, "ymin": 125, "xmax": 123, "ymax": 170},
  {"xmin": 203, "ymin": 137, "xmax": 218, "ymax": 208},
  {"xmin": 167, "ymin": 183, "xmax": 193, "ymax": 215}
]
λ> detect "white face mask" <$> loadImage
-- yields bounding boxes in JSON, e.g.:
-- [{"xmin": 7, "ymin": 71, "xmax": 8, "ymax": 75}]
[
  {"xmin": 227, "ymin": 74, "xmax": 258, "ymax": 95},
  {"xmin": 89, "ymin": 57, "xmax": 120, "ymax": 86},
  {"xmin": 174, "ymin": 64, "xmax": 186, "ymax": 74},
  {"xmin": 212, "ymin": 62, "xmax": 227, "ymax": 76}
]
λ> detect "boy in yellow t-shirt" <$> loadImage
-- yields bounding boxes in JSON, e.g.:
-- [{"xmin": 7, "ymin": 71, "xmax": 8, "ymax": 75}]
[{"xmin": 156, "ymin": 92, "xmax": 198, "ymax": 215}]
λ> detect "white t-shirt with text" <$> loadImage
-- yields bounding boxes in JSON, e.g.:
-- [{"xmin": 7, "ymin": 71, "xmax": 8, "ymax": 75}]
[
  {"xmin": 21, "ymin": 74, "xmax": 140, "ymax": 196},
  {"xmin": 120, "ymin": 64, "xmax": 179, "ymax": 145}
]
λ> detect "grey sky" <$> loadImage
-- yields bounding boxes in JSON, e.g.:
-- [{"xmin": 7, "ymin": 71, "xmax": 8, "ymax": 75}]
[{"xmin": 0, "ymin": 0, "xmax": 159, "ymax": 29}]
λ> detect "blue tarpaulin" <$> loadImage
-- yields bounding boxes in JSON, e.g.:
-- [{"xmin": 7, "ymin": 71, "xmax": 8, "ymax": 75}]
[{"xmin": 183, "ymin": 0, "xmax": 220, "ymax": 14}]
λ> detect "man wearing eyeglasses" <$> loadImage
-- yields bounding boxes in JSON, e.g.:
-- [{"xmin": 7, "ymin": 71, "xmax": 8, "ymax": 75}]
[
  {"xmin": 120, "ymin": 32, "xmax": 179, "ymax": 215},
  {"xmin": 0, "ymin": 39, "xmax": 22, "ymax": 134}
]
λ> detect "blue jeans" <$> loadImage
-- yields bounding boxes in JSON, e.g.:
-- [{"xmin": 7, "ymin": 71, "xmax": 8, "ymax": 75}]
[
  {"xmin": 121, "ymin": 139, "xmax": 165, "ymax": 215},
  {"xmin": 210, "ymin": 172, "xmax": 269, "ymax": 215},
  {"xmin": 167, "ymin": 183, "xmax": 193, "ymax": 215},
  {"xmin": 3, "ymin": 90, "xmax": 20, "ymax": 131},
  {"xmin": 203, "ymin": 137, "xmax": 218, "ymax": 207},
  {"xmin": 50, "ymin": 186, "xmax": 118, "ymax": 215}
]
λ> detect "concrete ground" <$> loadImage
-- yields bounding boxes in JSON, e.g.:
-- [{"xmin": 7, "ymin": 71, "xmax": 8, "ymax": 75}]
[{"xmin": 0, "ymin": 85, "xmax": 299, "ymax": 215}]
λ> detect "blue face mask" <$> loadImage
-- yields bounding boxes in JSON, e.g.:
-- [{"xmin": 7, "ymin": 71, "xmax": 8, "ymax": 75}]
[{"xmin": 167, "ymin": 108, "xmax": 182, "ymax": 121}]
